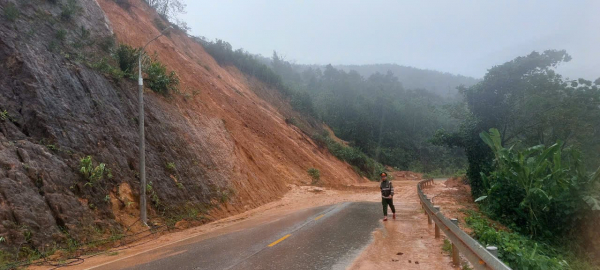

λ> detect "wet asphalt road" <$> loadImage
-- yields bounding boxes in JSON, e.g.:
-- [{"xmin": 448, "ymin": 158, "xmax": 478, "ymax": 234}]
[{"xmin": 88, "ymin": 202, "xmax": 382, "ymax": 270}]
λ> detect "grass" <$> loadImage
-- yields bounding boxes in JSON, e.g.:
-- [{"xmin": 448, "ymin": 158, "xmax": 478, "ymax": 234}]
[
  {"xmin": 442, "ymin": 238, "xmax": 452, "ymax": 255},
  {"xmin": 463, "ymin": 210, "xmax": 597, "ymax": 270}
]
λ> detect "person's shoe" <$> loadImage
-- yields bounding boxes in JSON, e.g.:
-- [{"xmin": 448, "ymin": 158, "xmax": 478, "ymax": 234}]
[
  {"xmin": 383, "ymin": 216, "xmax": 388, "ymax": 221},
  {"xmin": 393, "ymin": 213, "xmax": 396, "ymax": 219}
]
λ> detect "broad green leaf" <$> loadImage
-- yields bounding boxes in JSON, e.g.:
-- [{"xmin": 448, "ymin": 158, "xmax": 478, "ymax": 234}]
[{"xmin": 475, "ymin": 196, "xmax": 488, "ymax": 202}]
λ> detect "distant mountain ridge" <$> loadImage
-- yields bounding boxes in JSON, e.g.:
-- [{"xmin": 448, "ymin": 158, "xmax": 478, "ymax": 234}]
[{"xmin": 335, "ymin": 64, "xmax": 480, "ymax": 97}]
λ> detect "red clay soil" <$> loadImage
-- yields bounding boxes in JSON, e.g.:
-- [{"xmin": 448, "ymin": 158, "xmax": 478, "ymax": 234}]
[{"xmin": 96, "ymin": 0, "xmax": 366, "ymax": 221}]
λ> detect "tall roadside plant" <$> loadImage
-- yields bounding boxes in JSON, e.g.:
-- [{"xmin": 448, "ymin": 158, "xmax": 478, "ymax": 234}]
[{"xmin": 477, "ymin": 128, "xmax": 600, "ymax": 239}]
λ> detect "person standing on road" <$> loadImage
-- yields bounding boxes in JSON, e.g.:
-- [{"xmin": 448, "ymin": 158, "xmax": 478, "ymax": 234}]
[{"xmin": 380, "ymin": 172, "xmax": 395, "ymax": 221}]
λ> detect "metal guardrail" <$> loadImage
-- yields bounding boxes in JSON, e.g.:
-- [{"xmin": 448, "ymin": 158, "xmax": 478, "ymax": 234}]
[{"xmin": 417, "ymin": 179, "xmax": 511, "ymax": 270}]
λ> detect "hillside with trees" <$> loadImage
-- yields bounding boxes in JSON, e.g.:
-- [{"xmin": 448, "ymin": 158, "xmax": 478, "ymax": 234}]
[
  {"xmin": 435, "ymin": 50, "xmax": 600, "ymax": 268},
  {"xmin": 335, "ymin": 64, "xmax": 480, "ymax": 98}
]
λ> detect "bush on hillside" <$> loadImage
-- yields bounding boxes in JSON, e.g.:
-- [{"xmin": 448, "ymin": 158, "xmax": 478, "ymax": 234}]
[
  {"xmin": 312, "ymin": 132, "xmax": 384, "ymax": 181},
  {"xmin": 144, "ymin": 59, "xmax": 179, "ymax": 95},
  {"xmin": 115, "ymin": 44, "xmax": 141, "ymax": 77},
  {"xmin": 307, "ymin": 168, "xmax": 320, "ymax": 184},
  {"xmin": 477, "ymin": 128, "xmax": 600, "ymax": 239},
  {"xmin": 60, "ymin": 0, "xmax": 80, "ymax": 21}
]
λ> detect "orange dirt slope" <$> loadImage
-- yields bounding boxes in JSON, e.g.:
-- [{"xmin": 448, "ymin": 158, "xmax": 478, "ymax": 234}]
[{"xmin": 96, "ymin": 0, "xmax": 366, "ymax": 218}]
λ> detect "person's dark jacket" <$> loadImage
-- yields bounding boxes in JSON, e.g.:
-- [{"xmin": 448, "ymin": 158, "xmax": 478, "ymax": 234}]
[{"xmin": 380, "ymin": 180, "xmax": 394, "ymax": 198}]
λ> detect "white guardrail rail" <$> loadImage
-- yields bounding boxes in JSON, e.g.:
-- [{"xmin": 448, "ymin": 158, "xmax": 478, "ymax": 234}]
[{"xmin": 417, "ymin": 179, "xmax": 512, "ymax": 270}]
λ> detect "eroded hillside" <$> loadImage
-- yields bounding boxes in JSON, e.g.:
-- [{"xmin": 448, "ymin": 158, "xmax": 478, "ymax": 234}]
[{"xmin": 0, "ymin": 0, "xmax": 364, "ymax": 257}]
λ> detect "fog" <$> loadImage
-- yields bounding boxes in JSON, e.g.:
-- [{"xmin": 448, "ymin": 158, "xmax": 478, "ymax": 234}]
[{"xmin": 180, "ymin": 0, "xmax": 599, "ymax": 80}]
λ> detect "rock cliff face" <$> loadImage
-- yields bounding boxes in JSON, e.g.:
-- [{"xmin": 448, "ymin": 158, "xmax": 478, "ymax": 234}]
[{"xmin": 0, "ymin": 0, "xmax": 363, "ymax": 256}]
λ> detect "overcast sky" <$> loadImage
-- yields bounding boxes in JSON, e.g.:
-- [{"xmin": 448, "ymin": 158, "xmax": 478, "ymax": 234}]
[{"xmin": 180, "ymin": 0, "xmax": 599, "ymax": 80}]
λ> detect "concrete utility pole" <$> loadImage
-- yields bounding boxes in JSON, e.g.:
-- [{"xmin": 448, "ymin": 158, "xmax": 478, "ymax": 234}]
[{"xmin": 139, "ymin": 26, "xmax": 172, "ymax": 226}]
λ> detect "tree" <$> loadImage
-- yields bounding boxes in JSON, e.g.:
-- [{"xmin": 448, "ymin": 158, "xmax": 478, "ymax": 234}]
[
  {"xmin": 437, "ymin": 50, "xmax": 600, "ymax": 196},
  {"xmin": 144, "ymin": 0, "xmax": 186, "ymax": 21}
]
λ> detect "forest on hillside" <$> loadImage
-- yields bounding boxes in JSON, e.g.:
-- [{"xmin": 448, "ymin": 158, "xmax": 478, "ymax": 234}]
[
  {"xmin": 267, "ymin": 53, "xmax": 468, "ymax": 174},
  {"xmin": 335, "ymin": 64, "xmax": 479, "ymax": 98}
]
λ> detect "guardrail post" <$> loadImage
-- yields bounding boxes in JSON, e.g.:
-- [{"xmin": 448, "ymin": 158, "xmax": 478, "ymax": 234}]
[
  {"xmin": 450, "ymin": 218, "xmax": 458, "ymax": 227},
  {"xmin": 452, "ymin": 243, "xmax": 460, "ymax": 265},
  {"xmin": 450, "ymin": 217, "xmax": 460, "ymax": 265},
  {"xmin": 433, "ymin": 206, "xmax": 440, "ymax": 238},
  {"xmin": 486, "ymin": 246, "xmax": 498, "ymax": 257}
]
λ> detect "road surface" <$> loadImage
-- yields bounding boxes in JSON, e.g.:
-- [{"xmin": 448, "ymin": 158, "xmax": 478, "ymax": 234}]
[{"xmin": 86, "ymin": 202, "xmax": 383, "ymax": 270}]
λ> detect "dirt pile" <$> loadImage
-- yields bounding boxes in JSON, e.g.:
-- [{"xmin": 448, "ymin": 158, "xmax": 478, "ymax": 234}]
[
  {"xmin": 0, "ymin": 0, "xmax": 363, "ymax": 257},
  {"xmin": 390, "ymin": 170, "xmax": 421, "ymax": 181}
]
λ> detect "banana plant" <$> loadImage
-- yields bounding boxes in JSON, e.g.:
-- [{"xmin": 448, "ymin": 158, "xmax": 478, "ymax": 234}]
[{"xmin": 477, "ymin": 128, "xmax": 597, "ymax": 237}]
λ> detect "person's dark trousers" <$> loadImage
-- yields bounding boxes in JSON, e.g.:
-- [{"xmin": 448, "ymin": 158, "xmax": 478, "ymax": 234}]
[{"xmin": 382, "ymin": 198, "xmax": 396, "ymax": 216}]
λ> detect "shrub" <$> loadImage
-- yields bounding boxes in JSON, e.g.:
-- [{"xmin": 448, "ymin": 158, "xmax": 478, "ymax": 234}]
[
  {"xmin": 144, "ymin": 60, "xmax": 179, "ymax": 95},
  {"xmin": 477, "ymin": 128, "xmax": 600, "ymax": 239},
  {"xmin": 90, "ymin": 57, "xmax": 125, "ymax": 79},
  {"xmin": 465, "ymin": 210, "xmax": 568, "ymax": 269},
  {"xmin": 98, "ymin": 35, "xmax": 116, "ymax": 53},
  {"xmin": 3, "ymin": 3, "xmax": 19, "ymax": 22},
  {"xmin": 153, "ymin": 17, "xmax": 169, "ymax": 32},
  {"xmin": 79, "ymin": 156, "xmax": 111, "ymax": 187},
  {"xmin": 0, "ymin": 110, "xmax": 8, "ymax": 121},
  {"xmin": 115, "ymin": 44, "xmax": 141, "ymax": 77},
  {"xmin": 55, "ymin": 29, "xmax": 67, "ymax": 41},
  {"xmin": 166, "ymin": 162, "xmax": 176, "ymax": 172},
  {"xmin": 307, "ymin": 168, "xmax": 320, "ymax": 184},
  {"xmin": 60, "ymin": 0, "xmax": 80, "ymax": 21},
  {"xmin": 146, "ymin": 181, "xmax": 160, "ymax": 206},
  {"xmin": 311, "ymin": 132, "xmax": 384, "ymax": 180}
]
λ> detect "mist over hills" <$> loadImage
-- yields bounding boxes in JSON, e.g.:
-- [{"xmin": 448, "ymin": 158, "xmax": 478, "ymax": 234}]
[
  {"xmin": 255, "ymin": 55, "xmax": 480, "ymax": 97},
  {"xmin": 335, "ymin": 64, "xmax": 480, "ymax": 97}
]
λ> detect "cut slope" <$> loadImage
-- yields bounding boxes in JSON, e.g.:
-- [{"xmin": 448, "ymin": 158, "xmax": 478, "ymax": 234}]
[{"xmin": 0, "ymin": 0, "xmax": 364, "ymax": 257}]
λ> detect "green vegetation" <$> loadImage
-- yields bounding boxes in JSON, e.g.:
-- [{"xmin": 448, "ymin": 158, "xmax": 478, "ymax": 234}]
[
  {"xmin": 193, "ymin": 38, "xmax": 290, "ymax": 95},
  {"xmin": 307, "ymin": 168, "xmax": 320, "ymax": 184},
  {"xmin": 3, "ymin": 3, "xmax": 19, "ymax": 22},
  {"xmin": 60, "ymin": 0, "xmax": 80, "ymax": 21},
  {"xmin": 115, "ymin": 44, "xmax": 141, "ymax": 77},
  {"xmin": 267, "ymin": 52, "xmax": 466, "ymax": 173},
  {"xmin": 55, "ymin": 29, "xmax": 67, "ymax": 41},
  {"xmin": 435, "ymin": 50, "xmax": 600, "ymax": 197},
  {"xmin": 312, "ymin": 130, "xmax": 386, "ymax": 180},
  {"xmin": 144, "ymin": 58, "xmax": 179, "ymax": 95},
  {"xmin": 146, "ymin": 181, "xmax": 160, "ymax": 206},
  {"xmin": 0, "ymin": 110, "xmax": 8, "ymax": 121},
  {"xmin": 431, "ymin": 50, "xmax": 600, "ymax": 268},
  {"xmin": 91, "ymin": 57, "xmax": 126, "ymax": 79},
  {"xmin": 79, "ymin": 156, "xmax": 112, "ymax": 187},
  {"xmin": 88, "ymin": 43, "xmax": 179, "ymax": 95},
  {"xmin": 441, "ymin": 238, "xmax": 452, "ymax": 255},
  {"xmin": 477, "ymin": 128, "xmax": 599, "ymax": 238},
  {"xmin": 166, "ymin": 162, "xmax": 176, "ymax": 172},
  {"xmin": 464, "ymin": 210, "xmax": 596, "ymax": 269}
]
